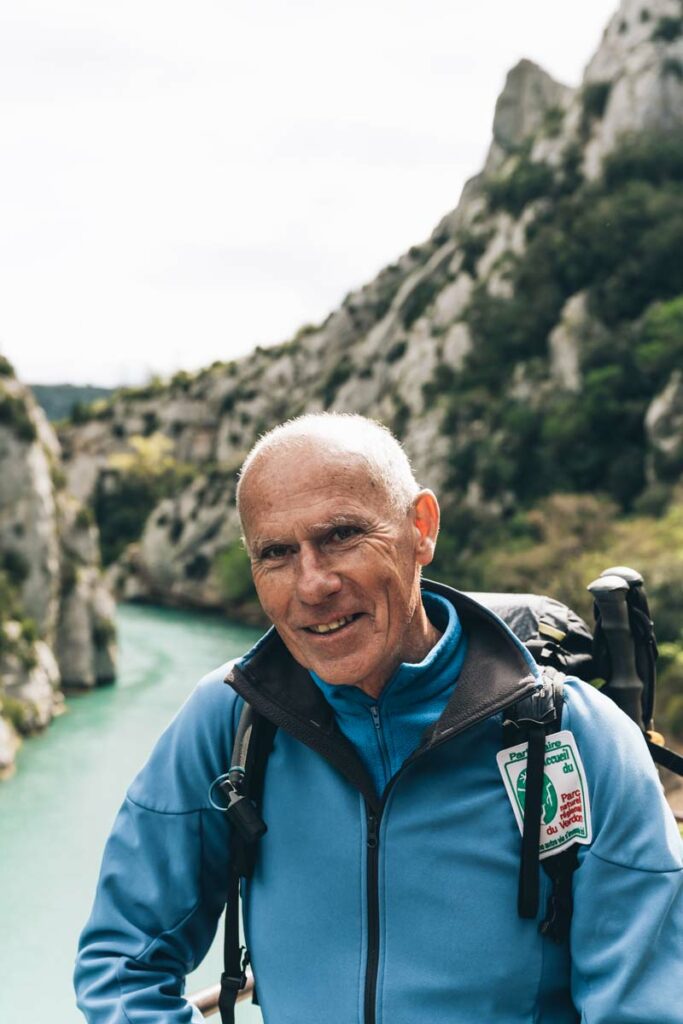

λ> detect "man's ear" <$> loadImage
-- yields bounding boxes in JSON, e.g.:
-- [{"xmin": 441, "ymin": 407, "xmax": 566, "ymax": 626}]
[{"xmin": 412, "ymin": 490, "xmax": 440, "ymax": 567}]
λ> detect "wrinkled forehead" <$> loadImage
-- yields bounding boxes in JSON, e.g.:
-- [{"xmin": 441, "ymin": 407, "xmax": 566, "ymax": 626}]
[{"xmin": 238, "ymin": 441, "xmax": 392, "ymax": 525}]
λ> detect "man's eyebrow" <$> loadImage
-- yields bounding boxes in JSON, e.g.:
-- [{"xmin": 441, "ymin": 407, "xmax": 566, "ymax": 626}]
[
  {"xmin": 249, "ymin": 514, "xmax": 373, "ymax": 555},
  {"xmin": 308, "ymin": 513, "xmax": 374, "ymax": 534},
  {"xmin": 248, "ymin": 535, "xmax": 287, "ymax": 556}
]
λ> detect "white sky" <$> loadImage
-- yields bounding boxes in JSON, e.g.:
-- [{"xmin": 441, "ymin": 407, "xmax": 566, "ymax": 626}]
[{"xmin": 0, "ymin": 0, "xmax": 618, "ymax": 387}]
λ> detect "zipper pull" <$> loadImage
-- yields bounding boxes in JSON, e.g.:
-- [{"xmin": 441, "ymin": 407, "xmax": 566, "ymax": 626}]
[
  {"xmin": 367, "ymin": 811, "xmax": 378, "ymax": 848},
  {"xmin": 370, "ymin": 706, "xmax": 381, "ymax": 730}
]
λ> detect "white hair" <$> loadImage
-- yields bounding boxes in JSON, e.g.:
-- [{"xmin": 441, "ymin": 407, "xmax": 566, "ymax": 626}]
[{"xmin": 236, "ymin": 413, "xmax": 420, "ymax": 521}]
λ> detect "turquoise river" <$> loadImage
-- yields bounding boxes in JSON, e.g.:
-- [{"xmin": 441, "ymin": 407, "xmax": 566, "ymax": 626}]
[{"xmin": 0, "ymin": 603, "xmax": 264, "ymax": 1023}]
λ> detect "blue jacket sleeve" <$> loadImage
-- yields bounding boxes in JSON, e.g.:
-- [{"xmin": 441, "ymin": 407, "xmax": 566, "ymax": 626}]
[
  {"xmin": 563, "ymin": 678, "xmax": 683, "ymax": 1023},
  {"xmin": 74, "ymin": 666, "xmax": 239, "ymax": 1024}
]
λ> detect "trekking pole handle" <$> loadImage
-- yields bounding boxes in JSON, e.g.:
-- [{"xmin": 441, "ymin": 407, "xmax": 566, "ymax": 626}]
[{"xmin": 587, "ymin": 574, "xmax": 644, "ymax": 730}]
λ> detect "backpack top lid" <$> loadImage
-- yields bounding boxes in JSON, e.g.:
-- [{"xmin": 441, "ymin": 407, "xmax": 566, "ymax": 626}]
[{"xmin": 465, "ymin": 592, "xmax": 595, "ymax": 682}]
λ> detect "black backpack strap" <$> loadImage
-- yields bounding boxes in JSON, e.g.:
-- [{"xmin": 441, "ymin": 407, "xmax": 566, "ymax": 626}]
[
  {"xmin": 219, "ymin": 870, "xmax": 248, "ymax": 1024},
  {"xmin": 219, "ymin": 703, "xmax": 276, "ymax": 1024},
  {"xmin": 647, "ymin": 738, "xmax": 683, "ymax": 777},
  {"xmin": 517, "ymin": 721, "xmax": 546, "ymax": 918},
  {"xmin": 538, "ymin": 678, "xmax": 579, "ymax": 944},
  {"xmin": 503, "ymin": 675, "xmax": 558, "ymax": 921},
  {"xmin": 503, "ymin": 670, "xmax": 580, "ymax": 942}
]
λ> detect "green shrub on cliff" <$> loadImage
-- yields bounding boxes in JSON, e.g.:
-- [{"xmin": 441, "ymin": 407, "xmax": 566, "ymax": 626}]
[
  {"xmin": 580, "ymin": 81, "xmax": 611, "ymax": 133},
  {"xmin": 651, "ymin": 15, "xmax": 683, "ymax": 42},
  {"xmin": 429, "ymin": 133, "xmax": 683, "ymax": 512},
  {"xmin": 95, "ymin": 435, "xmax": 196, "ymax": 564},
  {"xmin": 214, "ymin": 541, "xmax": 256, "ymax": 605},
  {"xmin": 634, "ymin": 295, "xmax": 683, "ymax": 390},
  {"xmin": 486, "ymin": 157, "xmax": 555, "ymax": 216},
  {"xmin": 431, "ymin": 491, "xmax": 683, "ymax": 737},
  {"xmin": 0, "ymin": 392, "xmax": 37, "ymax": 443}
]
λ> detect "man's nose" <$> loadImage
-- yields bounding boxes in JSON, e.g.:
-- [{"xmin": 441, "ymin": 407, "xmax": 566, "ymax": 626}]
[{"xmin": 295, "ymin": 545, "xmax": 342, "ymax": 605}]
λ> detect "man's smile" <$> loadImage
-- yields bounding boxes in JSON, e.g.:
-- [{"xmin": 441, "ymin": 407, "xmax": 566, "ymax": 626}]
[{"xmin": 303, "ymin": 612, "xmax": 364, "ymax": 636}]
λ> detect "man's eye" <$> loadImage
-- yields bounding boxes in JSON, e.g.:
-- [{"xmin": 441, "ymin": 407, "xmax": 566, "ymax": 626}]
[
  {"xmin": 329, "ymin": 526, "xmax": 361, "ymax": 543},
  {"xmin": 261, "ymin": 545, "xmax": 289, "ymax": 560}
]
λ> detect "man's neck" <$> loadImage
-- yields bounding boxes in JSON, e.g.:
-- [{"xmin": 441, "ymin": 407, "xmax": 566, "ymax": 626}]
[{"xmin": 358, "ymin": 604, "xmax": 443, "ymax": 700}]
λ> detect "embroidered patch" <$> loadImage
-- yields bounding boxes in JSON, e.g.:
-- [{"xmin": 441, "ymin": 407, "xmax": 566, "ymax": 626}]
[{"xmin": 496, "ymin": 730, "xmax": 592, "ymax": 859}]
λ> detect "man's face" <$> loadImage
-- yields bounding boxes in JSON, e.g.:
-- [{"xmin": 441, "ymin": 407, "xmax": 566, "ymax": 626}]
[{"xmin": 240, "ymin": 444, "xmax": 437, "ymax": 695}]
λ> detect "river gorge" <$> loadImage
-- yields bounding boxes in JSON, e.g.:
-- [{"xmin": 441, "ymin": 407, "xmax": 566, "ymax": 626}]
[{"xmin": 0, "ymin": 603, "xmax": 263, "ymax": 1023}]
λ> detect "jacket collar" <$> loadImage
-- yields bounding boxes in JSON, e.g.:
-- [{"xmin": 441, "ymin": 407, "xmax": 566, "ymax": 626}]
[{"xmin": 226, "ymin": 580, "xmax": 538, "ymax": 809}]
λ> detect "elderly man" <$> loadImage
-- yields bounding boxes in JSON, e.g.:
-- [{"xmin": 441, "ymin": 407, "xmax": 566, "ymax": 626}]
[{"xmin": 75, "ymin": 413, "xmax": 683, "ymax": 1024}]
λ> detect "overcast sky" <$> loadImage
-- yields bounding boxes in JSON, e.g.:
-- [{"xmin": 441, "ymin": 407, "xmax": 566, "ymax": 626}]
[{"xmin": 0, "ymin": 0, "xmax": 619, "ymax": 387}]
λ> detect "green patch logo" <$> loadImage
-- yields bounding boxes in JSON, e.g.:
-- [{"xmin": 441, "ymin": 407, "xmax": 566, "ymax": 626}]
[{"xmin": 516, "ymin": 769, "xmax": 559, "ymax": 825}]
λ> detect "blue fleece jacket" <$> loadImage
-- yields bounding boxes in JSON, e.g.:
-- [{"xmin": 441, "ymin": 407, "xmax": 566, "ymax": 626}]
[
  {"xmin": 311, "ymin": 592, "xmax": 467, "ymax": 796},
  {"xmin": 74, "ymin": 586, "xmax": 683, "ymax": 1024}
]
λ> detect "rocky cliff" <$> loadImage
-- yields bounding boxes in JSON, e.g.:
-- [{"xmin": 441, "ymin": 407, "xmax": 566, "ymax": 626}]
[
  {"xmin": 57, "ymin": 0, "xmax": 683, "ymax": 734},
  {"xmin": 60, "ymin": 0, "xmax": 683, "ymax": 602},
  {"xmin": 0, "ymin": 360, "xmax": 117, "ymax": 777}
]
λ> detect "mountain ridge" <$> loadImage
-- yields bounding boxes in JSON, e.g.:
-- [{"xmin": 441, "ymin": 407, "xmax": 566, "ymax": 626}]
[{"xmin": 54, "ymin": 0, "xmax": 683, "ymax": 736}]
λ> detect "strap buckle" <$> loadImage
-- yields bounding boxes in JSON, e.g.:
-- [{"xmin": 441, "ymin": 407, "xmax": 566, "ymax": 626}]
[{"xmin": 220, "ymin": 947, "xmax": 250, "ymax": 993}]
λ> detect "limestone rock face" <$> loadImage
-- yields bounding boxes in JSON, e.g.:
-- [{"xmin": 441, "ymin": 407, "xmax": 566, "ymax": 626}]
[
  {"xmin": 489, "ymin": 59, "xmax": 573, "ymax": 167},
  {"xmin": 56, "ymin": 497, "xmax": 117, "ymax": 687},
  {"xmin": 547, "ymin": 293, "xmax": 598, "ymax": 393},
  {"xmin": 0, "ymin": 370, "xmax": 117, "ymax": 775},
  {"xmin": 0, "ymin": 376, "xmax": 60, "ymax": 640},
  {"xmin": 583, "ymin": 0, "xmax": 683, "ymax": 178},
  {"xmin": 1, "ymin": 636, "xmax": 62, "ymax": 730},
  {"xmin": 56, "ymin": 567, "xmax": 116, "ymax": 687},
  {"xmin": 0, "ymin": 715, "xmax": 20, "ymax": 778}
]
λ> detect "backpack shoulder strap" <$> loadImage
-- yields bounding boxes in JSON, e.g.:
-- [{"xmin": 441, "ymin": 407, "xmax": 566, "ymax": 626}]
[
  {"xmin": 503, "ymin": 668, "xmax": 579, "ymax": 943},
  {"xmin": 219, "ymin": 702, "xmax": 276, "ymax": 1024}
]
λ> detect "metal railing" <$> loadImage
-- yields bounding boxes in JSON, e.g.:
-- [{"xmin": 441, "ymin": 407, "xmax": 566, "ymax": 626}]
[{"xmin": 189, "ymin": 975, "xmax": 254, "ymax": 1018}]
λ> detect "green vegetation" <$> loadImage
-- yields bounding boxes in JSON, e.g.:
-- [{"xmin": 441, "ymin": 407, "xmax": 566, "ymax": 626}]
[
  {"xmin": 580, "ymin": 81, "xmax": 612, "ymax": 133},
  {"xmin": 142, "ymin": 411, "xmax": 159, "ymax": 436},
  {"xmin": 117, "ymin": 376, "xmax": 166, "ymax": 402},
  {"xmin": 431, "ymin": 491, "xmax": 683, "ymax": 737},
  {"xmin": 486, "ymin": 157, "xmax": 555, "ymax": 216},
  {"xmin": 0, "ymin": 550, "xmax": 30, "ymax": 587},
  {"xmin": 634, "ymin": 295, "xmax": 683, "ymax": 391},
  {"xmin": 437, "ymin": 134, "xmax": 683, "ymax": 509},
  {"xmin": 94, "ymin": 435, "xmax": 196, "ymax": 564},
  {"xmin": 75, "ymin": 506, "xmax": 94, "ymax": 530},
  {"xmin": 401, "ymin": 277, "xmax": 442, "ymax": 328},
  {"xmin": 0, "ymin": 392, "xmax": 36, "ymax": 442},
  {"xmin": 184, "ymin": 554, "xmax": 210, "ymax": 580},
  {"xmin": 61, "ymin": 554, "xmax": 78, "ymax": 596},
  {"xmin": 542, "ymin": 106, "xmax": 565, "ymax": 138},
  {"xmin": 320, "ymin": 355, "xmax": 354, "ymax": 408},
  {"xmin": 389, "ymin": 392, "xmax": 411, "ymax": 440},
  {"xmin": 0, "ymin": 694, "xmax": 33, "ymax": 733},
  {"xmin": 418, "ymin": 131, "xmax": 683, "ymax": 739},
  {"xmin": 69, "ymin": 398, "xmax": 116, "ymax": 424},
  {"xmin": 456, "ymin": 229, "xmax": 493, "ymax": 277},
  {"xmin": 651, "ymin": 15, "xmax": 683, "ymax": 42},
  {"xmin": 0, "ymin": 355, "xmax": 14, "ymax": 377},
  {"xmin": 214, "ymin": 541, "xmax": 256, "ymax": 605},
  {"xmin": 386, "ymin": 340, "xmax": 407, "ymax": 364},
  {"xmin": 92, "ymin": 618, "xmax": 116, "ymax": 650},
  {"xmin": 662, "ymin": 57, "xmax": 683, "ymax": 80},
  {"xmin": 30, "ymin": 384, "xmax": 114, "ymax": 422},
  {"xmin": 170, "ymin": 370, "xmax": 194, "ymax": 392}
]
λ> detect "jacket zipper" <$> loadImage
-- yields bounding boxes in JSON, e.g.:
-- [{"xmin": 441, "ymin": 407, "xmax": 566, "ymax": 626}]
[
  {"xmin": 229, "ymin": 658, "xmax": 538, "ymax": 1024},
  {"xmin": 370, "ymin": 705, "xmax": 391, "ymax": 789},
  {"xmin": 364, "ymin": 806, "xmax": 380, "ymax": 1024},
  {"xmin": 362, "ymin": 755, "xmax": 420, "ymax": 1024}
]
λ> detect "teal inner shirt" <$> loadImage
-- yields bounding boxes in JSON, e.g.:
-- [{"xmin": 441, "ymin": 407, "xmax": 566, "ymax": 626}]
[{"xmin": 310, "ymin": 591, "xmax": 468, "ymax": 798}]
